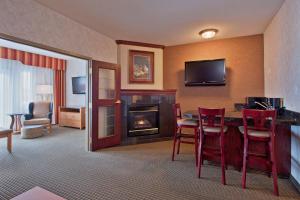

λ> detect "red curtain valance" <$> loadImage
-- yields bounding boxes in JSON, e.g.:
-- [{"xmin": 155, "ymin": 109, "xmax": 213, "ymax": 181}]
[{"xmin": 0, "ymin": 46, "xmax": 66, "ymax": 71}]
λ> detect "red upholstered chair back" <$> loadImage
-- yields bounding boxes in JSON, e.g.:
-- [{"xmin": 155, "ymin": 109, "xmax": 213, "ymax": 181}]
[
  {"xmin": 197, "ymin": 107, "xmax": 227, "ymax": 184},
  {"xmin": 198, "ymin": 108, "xmax": 225, "ymax": 130},
  {"xmin": 242, "ymin": 109, "xmax": 276, "ymax": 138},
  {"xmin": 241, "ymin": 109, "xmax": 279, "ymax": 195}
]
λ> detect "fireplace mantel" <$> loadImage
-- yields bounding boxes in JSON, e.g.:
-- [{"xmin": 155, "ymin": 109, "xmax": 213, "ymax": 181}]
[{"xmin": 121, "ymin": 89, "xmax": 176, "ymax": 96}]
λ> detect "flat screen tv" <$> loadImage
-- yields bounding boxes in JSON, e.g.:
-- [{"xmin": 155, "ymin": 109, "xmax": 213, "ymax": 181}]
[
  {"xmin": 185, "ymin": 58, "xmax": 226, "ymax": 86},
  {"xmin": 72, "ymin": 76, "xmax": 86, "ymax": 94}
]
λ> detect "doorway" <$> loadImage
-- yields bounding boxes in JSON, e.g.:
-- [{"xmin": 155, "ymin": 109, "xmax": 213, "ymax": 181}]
[
  {"xmin": 0, "ymin": 37, "xmax": 89, "ymax": 149},
  {"xmin": 0, "ymin": 34, "xmax": 123, "ymax": 151}
]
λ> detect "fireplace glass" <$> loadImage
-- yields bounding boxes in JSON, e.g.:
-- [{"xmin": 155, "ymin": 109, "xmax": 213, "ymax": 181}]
[{"xmin": 128, "ymin": 104, "xmax": 159, "ymax": 137}]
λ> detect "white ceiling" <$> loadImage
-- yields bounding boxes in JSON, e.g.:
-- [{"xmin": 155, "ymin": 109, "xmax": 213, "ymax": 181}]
[{"xmin": 34, "ymin": 0, "xmax": 284, "ymax": 46}]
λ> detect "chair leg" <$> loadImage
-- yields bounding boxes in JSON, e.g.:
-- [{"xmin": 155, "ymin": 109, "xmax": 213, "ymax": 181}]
[
  {"xmin": 265, "ymin": 142, "xmax": 271, "ymax": 177},
  {"xmin": 198, "ymin": 133, "xmax": 204, "ymax": 178},
  {"xmin": 7, "ymin": 132, "xmax": 12, "ymax": 153},
  {"xmin": 220, "ymin": 136, "xmax": 226, "ymax": 185},
  {"xmin": 172, "ymin": 131, "xmax": 177, "ymax": 161},
  {"xmin": 177, "ymin": 128, "xmax": 181, "ymax": 154},
  {"xmin": 194, "ymin": 128, "xmax": 199, "ymax": 167},
  {"xmin": 269, "ymin": 141, "xmax": 279, "ymax": 196},
  {"xmin": 242, "ymin": 138, "xmax": 248, "ymax": 189}
]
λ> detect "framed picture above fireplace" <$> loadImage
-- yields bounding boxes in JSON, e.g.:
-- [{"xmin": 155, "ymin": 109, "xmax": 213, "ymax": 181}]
[{"xmin": 129, "ymin": 50, "xmax": 154, "ymax": 84}]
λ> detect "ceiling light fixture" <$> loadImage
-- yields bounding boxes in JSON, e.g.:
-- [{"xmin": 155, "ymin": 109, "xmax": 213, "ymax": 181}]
[{"xmin": 199, "ymin": 29, "xmax": 218, "ymax": 39}]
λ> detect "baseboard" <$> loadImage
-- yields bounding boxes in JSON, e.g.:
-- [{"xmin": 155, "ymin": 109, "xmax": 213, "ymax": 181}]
[{"xmin": 290, "ymin": 175, "xmax": 300, "ymax": 193}]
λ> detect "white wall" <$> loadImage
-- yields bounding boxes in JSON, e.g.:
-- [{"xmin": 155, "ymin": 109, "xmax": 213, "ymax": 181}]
[
  {"xmin": 66, "ymin": 59, "xmax": 87, "ymax": 107},
  {"xmin": 0, "ymin": 0, "xmax": 117, "ymax": 63},
  {"xmin": 118, "ymin": 44, "xmax": 163, "ymax": 90},
  {"xmin": 264, "ymin": 0, "xmax": 300, "ymax": 183}
]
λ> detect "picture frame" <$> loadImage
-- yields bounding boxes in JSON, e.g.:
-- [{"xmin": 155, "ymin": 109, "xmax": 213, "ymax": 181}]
[{"xmin": 129, "ymin": 50, "xmax": 154, "ymax": 84}]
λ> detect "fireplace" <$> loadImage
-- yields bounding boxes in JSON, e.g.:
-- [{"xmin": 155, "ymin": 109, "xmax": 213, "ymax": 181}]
[
  {"xmin": 127, "ymin": 104, "xmax": 159, "ymax": 137},
  {"xmin": 121, "ymin": 89, "xmax": 176, "ymax": 145}
]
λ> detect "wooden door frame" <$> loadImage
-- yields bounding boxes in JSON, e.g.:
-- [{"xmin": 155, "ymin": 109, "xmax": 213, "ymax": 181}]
[
  {"xmin": 89, "ymin": 60, "xmax": 121, "ymax": 151},
  {"xmin": 87, "ymin": 60, "xmax": 93, "ymax": 151}
]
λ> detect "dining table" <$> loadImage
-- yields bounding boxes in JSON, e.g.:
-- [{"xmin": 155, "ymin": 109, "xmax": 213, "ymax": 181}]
[{"xmin": 182, "ymin": 110, "xmax": 295, "ymax": 178}]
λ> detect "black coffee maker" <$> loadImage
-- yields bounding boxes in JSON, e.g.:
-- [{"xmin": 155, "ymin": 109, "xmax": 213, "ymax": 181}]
[{"xmin": 246, "ymin": 97, "xmax": 285, "ymax": 115}]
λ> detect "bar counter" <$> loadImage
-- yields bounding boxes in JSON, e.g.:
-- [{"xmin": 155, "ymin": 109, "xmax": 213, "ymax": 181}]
[{"xmin": 183, "ymin": 110, "xmax": 296, "ymax": 178}]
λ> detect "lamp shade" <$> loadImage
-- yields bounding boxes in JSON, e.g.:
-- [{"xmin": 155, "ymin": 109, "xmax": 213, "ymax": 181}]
[{"xmin": 36, "ymin": 84, "xmax": 53, "ymax": 95}]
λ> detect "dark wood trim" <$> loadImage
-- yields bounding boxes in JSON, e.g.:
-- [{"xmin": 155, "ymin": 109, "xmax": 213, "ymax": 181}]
[
  {"xmin": 116, "ymin": 40, "xmax": 165, "ymax": 49},
  {"xmin": 121, "ymin": 89, "xmax": 176, "ymax": 96},
  {"xmin": 129, "ymin": 50, "xmax": 154, "ymax": 84},
  {"xmin": 91, "ymin": 60, "xmax": 121, "ymax": 151},
  {"xmin": 0, "ymin": 32, "xmax": 92, "ymax": 60},
  {"xmin": 92, "ymin": 60, "xmax": 119, "ymax": 69},
  {"xmin": 290, "ymin": 175, "xmax": 300, "ymax": 194}
]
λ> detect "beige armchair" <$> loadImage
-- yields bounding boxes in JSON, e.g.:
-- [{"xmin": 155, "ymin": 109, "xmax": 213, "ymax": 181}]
[{"xmin": 22, "ymin": 102, "xmax": 53, "ymax": 133}]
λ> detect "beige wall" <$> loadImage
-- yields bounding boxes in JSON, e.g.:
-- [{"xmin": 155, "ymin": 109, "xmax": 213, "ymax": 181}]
[
  {"xmin": 0, "ymin": 0, "xmax": 117, "ymax": 63},
  {"xmin": 118, "ymin": 44, "xmax": 163, "ymax": 90},
  {"xmin": 164, "ymin": 35, "xmax": 264, "ymax": 112},
  {"xmin": 264, "ymin": 0, "xmax": 300, "ymax": 112},
  {"xmin": 66, "ymin": 59, "xmax": 87, "ymax": 107},
  {"xmin": 264, "ymin": 0, "xmax": 300, "ymax": 184}
]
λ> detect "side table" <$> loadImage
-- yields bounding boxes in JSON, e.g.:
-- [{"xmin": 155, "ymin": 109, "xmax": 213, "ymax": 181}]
[{"xmin": 7, "ymin": 113, "xmax": 24, "ymax": 133}]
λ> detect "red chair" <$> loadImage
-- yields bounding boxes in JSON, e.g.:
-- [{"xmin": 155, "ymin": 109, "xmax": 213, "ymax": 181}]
[
  {"xmin": 197, "ymin": 108, "xmax": 227, "ymax": 185},
  {"xmin": 172, "ymin": 103, "xmax": 199, "ymax": 166},
  {"xmin": 239, "ymin": 109, "xmax": 279, "ymax": 196}
]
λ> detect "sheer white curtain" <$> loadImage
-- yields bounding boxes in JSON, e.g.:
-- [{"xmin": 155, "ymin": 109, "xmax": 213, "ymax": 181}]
[{"xmin": 0, "ymin": 59, "xmax": 53, "ymax": 128}]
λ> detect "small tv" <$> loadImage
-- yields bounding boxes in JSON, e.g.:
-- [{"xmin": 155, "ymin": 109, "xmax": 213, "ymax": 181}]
[
  {"xmin": 72, "ymin": 76, "xmax": 86, "ymax": 94},
  {"xmin": 185, "ymin": 59, "xmax": 226, "ymax": 86}
]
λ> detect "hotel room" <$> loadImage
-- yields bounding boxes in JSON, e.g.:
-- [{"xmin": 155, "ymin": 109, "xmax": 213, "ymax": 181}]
[{"xmin": 0, "ymin": 0, "xmax": 299, "ymax": 199}]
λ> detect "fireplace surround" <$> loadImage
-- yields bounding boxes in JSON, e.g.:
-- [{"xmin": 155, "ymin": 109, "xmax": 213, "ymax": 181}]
[{"xmin": 121, "ymin": 89, "xmax": 176, "ymax": 145}]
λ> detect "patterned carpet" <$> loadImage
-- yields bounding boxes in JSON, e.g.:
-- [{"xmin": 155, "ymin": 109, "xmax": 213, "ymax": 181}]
[{"xmin": 0, "ymin": 127, "xmax": 299, "ymax": 200}]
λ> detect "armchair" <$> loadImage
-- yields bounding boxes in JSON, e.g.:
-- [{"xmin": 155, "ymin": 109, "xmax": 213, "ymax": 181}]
[{"xmin": 22, "ymin": 102, "xmax": 53, "ymax": 133}]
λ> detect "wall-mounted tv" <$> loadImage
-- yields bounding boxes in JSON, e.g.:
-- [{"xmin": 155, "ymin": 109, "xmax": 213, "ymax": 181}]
[
  {"xmin": 185, "ymin": 59, "xmax": 226, "ymax": 86},
  {"xmin": 72, "ymin": 76, "xmax": 86, "ymax": 94}
]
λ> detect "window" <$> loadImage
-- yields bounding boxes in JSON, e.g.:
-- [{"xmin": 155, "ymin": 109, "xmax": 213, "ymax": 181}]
[{"xmin": 0, "ymin": 59, "xmax": 53, "ymax": 128}]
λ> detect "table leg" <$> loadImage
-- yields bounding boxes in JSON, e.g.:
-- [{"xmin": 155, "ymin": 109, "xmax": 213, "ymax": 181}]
[
  {"xmin": 16, "ymin": 115, "xmax": 22, "ymax": 132},
  {"xmin": 19, "ymin": 115, "xmax": 23, "ymax": 129},
  {"xmin": 16, "ymin": 115, "xmax": 20, "ymax": 132},
  {"xmin": 7, "ymin": 132, "xmax": 12, "ymax": 153},
  {"xmin": 9, "ymin": 115, "xmax": 14, "ymax": 130},
  {"xmin": 14, "ymin": 116, "xmax": 18, "ymax": 131},
  {"xmin": 16, "ymin": 115, "xmax": 19, "ymax": 131}
]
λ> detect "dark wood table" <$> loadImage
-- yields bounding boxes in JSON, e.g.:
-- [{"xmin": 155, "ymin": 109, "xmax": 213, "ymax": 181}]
[
  {"xmin": 183, "ymin": 110, "xmax": 292, "ymax": 178},
  {"xmin": 7, "ymin": 113, "xmax": 24, "ymax": 133}
]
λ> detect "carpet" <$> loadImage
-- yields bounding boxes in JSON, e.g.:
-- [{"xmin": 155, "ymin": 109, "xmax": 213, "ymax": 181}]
[{"xmin": 0, "ymin": 127, "xmax": 299, "ymax": 200}]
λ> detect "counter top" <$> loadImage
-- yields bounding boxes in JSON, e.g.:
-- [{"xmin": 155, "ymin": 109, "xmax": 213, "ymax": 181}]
[
  {"xmin": 183, "ymin": 110, "xmax": 298, "ymax": 125},
  {"xmin": 121, "ymin": 89, "xmax": 176, "ymax": 95}
]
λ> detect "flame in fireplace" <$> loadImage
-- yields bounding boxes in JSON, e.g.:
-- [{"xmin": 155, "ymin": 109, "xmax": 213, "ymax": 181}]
[
  {"xmin": 134, "ymin": 116, "xmax": 151, "ymax": 129},
  {"xmin": 137, "ymin": 120, "xmax": 146, "ymax": 125}
]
